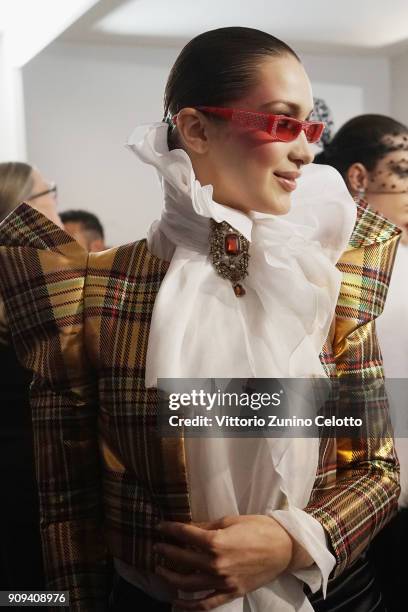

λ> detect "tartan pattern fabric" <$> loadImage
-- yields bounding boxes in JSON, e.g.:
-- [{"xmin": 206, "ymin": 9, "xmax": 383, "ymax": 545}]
[
  {"xmin": 0, "ymin": 201, "xmax": 400, "ymax": 608},
  {"xmin": 0, "ymin": 205, "xmax": 108, "ymax": 610},
  {"xmin": 314, "ymin": 200, "xmax": 401, "ymax": 577},
  {"xmin": 84, "ymin": 242, "xmax": 191, "ymax": 567}
]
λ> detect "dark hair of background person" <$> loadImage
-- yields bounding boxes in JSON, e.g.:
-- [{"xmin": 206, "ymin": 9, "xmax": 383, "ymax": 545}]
[
  {"xmin": 314, "ymin": 114, "xmax": 408, "ymax": 179},
  {"xmin": 60, "ymin": 209, "xmax": 105, "ymax": 240},
  {"xmin": 0, "ymin": 162, "xmax": 33, "ymax": 221},
  {"xmin": 163, "ymin": 26, "xmax": 300, "ymax": 149}
]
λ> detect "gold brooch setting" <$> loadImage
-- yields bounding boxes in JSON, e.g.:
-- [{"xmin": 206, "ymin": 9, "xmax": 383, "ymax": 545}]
[{"xmin": 209, "ymin": 219, "xmax": 250, "ymax": 297}]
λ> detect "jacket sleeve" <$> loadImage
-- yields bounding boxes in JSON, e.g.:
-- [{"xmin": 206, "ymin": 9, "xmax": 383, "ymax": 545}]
[
  {"xmin": 0, "ymin": 204, "xmax": 109, "ymax": 610},
  {"xmin": 308, "ymin": 202, "xmax": 401, "ymax": 577},
  {"xmin": 0, "ymin": 299, "xmax": 7, "ymax": 346}
]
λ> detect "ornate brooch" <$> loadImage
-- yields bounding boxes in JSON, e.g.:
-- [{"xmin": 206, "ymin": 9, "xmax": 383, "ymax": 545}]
[{"xmin": 209, "ymin": 219, "xmax": 250, "ymax": 297}]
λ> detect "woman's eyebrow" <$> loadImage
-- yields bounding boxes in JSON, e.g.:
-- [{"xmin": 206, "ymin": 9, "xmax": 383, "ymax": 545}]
[{"xmin": 259, "ymin": 100, "xmax": 314, "ymax": 118}]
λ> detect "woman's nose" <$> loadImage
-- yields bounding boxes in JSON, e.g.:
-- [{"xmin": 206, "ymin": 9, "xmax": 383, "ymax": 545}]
[{"xmin": 289, "ymin": 130, "xmax": 314, "ymax": 167}]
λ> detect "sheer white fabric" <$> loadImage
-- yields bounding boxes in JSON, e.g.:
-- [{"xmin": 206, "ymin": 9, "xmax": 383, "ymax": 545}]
[{"xmin": 120, "ymin": 123, "xmax": 357, "ymax": 610}]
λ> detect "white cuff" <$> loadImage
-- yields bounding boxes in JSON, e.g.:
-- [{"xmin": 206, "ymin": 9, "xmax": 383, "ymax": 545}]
[{"xmin": 269, "ymin": 506, "xmax": 335, "ymax": 597}]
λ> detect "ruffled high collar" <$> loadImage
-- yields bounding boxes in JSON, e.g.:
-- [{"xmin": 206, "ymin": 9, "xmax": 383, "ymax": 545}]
[{"xmin": 126, "ymin": 122, "xmax": 356, "ymax": 382}]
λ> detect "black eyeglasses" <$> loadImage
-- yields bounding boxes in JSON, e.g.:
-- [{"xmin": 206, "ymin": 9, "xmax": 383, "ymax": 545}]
[{"xmin": 27, "ymin": 183, "xmax": 57, "ymax": 201}]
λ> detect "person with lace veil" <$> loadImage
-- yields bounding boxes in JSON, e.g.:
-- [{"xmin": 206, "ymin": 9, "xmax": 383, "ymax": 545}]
[
  {"xmin": 315, "ymin": 113, "xmax": 408, "ymax": 612},
  {"xmin": 0, "ymin": 28, "xmax": 400, "ymax": 612}
]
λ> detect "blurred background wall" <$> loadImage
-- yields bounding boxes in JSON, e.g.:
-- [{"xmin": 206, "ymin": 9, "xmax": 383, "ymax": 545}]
[{"xmin": 2, "ymin": 0, "xmax": 408, "ymax": 244}]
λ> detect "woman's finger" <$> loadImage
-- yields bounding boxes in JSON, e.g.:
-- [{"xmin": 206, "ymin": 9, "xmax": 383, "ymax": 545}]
[
  {"xmin": 192, "ymin": 517, "xmax": 235, "ymax": 530},
  {"xmin": 158, "ymin": 521, "xmax": 220, "ymax": 550},
  {"xmin": 155, "ymin": 542, "xmax": 215, "ymax": 573},
  {"xmin": 155, "ymin": 565, "xmax": 229, "ymax": 592},
  {"xmin": 173, "ymin": 590, "xmax": 238, "ymax": 611}
]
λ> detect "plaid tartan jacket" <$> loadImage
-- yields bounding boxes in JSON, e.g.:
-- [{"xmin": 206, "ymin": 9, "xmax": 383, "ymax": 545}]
[{"xmin": 0, "ymin": 201, "xmax": 401, "ymax": 611}]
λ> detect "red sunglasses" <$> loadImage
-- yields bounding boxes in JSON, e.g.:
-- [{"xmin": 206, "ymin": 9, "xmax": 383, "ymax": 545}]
[{"xmin": 173, "ymin": 106, "xmax": 325, "ymax": 143}]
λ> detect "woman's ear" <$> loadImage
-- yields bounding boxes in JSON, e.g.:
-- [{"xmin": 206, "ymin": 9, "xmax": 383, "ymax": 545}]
[
  {"xmin": 174, "ymin": 108, "xmax": 210, "ymax": 155},
  {"xmin": 347, "ymin": 162, "xmax": 369, "ymax": 195}
]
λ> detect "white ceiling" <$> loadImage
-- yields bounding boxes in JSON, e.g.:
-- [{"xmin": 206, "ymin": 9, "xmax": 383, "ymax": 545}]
[
  {"xmin": 61, "ymin": 0, "xmax": 408, "ymax": 56},
  {"xmin": 0, "ymin": 0, "xmax": 99, "ymax": 66}
]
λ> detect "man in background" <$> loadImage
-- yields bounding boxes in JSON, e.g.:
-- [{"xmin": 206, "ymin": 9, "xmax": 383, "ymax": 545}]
[{"xmin": 60, "ymin": 209, "xmax": 106, "ymax": 252}]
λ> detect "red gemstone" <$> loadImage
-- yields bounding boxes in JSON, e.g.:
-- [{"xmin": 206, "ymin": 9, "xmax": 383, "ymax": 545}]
[
  {"xmin": 233, "ymin": 284, "xmax": 246, "ymax": 297},
  {"xmin": 225, "ymin": 234, "xmax": 240, "ymax": 255}
]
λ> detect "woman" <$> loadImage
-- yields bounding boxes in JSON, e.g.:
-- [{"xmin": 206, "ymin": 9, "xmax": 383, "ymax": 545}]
[
  {"xmin": 0, "ymin": 162, "xmax": 60, "ymax": 225},
  {"xmin": 0, "ymin": 162, "xmax": 60, "ymax": 590},
  {"xmin": 315, "ymin": 114, "xmax": 408, "ymax": 612},
  {"xmin": 0, "ymin": 29, "xmax": 400, "ymax": 611}
]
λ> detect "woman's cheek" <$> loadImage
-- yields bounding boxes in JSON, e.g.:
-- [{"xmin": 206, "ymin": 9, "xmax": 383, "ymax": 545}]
[
  {"xmin": 254, "ymin": 142, "xmax": 286, "ymax": 172},
  {"xmin": 237, "ymin": 131, "xmax": 286, "ymax": 163}
]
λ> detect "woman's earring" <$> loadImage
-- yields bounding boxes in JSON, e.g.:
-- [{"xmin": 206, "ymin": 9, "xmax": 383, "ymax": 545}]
[{"xmin": 354, "ymin": 187, "xmax": 366, "ymax": 202}]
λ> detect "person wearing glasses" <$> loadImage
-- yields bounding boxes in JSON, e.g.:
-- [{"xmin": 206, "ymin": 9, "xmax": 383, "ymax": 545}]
[
  {"xmin": 0, "ymin": 162, "xmax": 59, "ymax": 225},
  {"xmin": 0, "ymin": 29, "xmax": 400, "ymax": 611},
  {"xmin": 315, "ymin": 114, "xmax": 408, "ymax": 612},
  {"xmin": 0, "ymin": 162, "xmax": 61, "ymax": 591}
]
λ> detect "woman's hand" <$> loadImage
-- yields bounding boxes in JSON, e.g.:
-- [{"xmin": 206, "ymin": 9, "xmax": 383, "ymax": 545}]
[{"xmin": 154, "ymin": 514, "xmax": 314, "ymax": 611}]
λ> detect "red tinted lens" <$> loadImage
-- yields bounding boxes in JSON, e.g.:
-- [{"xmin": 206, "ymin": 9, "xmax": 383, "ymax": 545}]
[
  {"xmin": 275, "ymin": 117, "xmax": 302, "ymax": 141},
  {"xmin": 304, "ymin": 122, "xmax": 324, "ymax": 143}
]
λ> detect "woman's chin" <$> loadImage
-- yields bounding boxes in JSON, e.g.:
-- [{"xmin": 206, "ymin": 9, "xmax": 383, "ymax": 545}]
[{"xmin": 252, "ymin": 195, "xmax": 291, "ymax": 216}]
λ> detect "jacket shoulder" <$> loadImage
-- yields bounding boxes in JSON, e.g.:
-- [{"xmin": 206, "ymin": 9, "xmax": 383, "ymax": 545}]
[
  {"xmin": 0, "ymin": 205, "xmax": 90, "ymax": 385},
  {"xmin": 346, "ymin": 200, "xmax": 400, "ymax": 250},
  {"xmin": 0, "ymin": 203, "xmax": 88, "ymax": 337},
  {"xmin": 0, "ymin": 202, "xmax": 84, "ymax": 257},
  {"xmin": 87, "ymin": 239, "xmax": 169, "ymax": 283},
  {"xmin": 337, "ymin": 202, "xmax": 400, "ymax": 324},
  {"xmin": 84, "ymin": 240, "xmax": 169, "ymax": 367}
]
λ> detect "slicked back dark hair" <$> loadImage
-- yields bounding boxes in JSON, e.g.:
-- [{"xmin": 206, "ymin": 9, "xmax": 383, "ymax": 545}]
[
  {"xmin": 163, "ymin": 27, "xmax": 300, "ymax": 147},
  {"xmin": 314, "ymin": 114, "xmax": 408, "ymax": 179}
]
